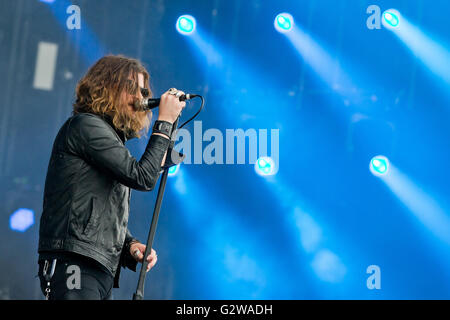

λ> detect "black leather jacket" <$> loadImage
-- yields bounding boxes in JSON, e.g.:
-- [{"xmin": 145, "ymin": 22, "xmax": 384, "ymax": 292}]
[{"xmin": 38, "ymin": 112, "xmax": 170, "ymax": 287}]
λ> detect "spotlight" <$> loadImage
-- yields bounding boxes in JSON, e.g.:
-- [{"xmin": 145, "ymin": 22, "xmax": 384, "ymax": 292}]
[
  {"xmin": 168, "ymin": 164, "xmax": 180, "ymax": 177},
  {"xmin": 9, "ymin": 208, "xmax": 35, "ymax": 232},
  {"xmin": 255, "ymin": 156, "xmax": 276, "ymax": 176},
  {"xmin": 274, "ymin": 13, "xmax": 294, "ymax": 33},
  {"xmin": 370, "ymin": 155, "xmax": 390, "ymax": 176},
  {"xmin": 176, "ymin": 15, "xmax": 196, "ymax": 35},
  {"xmin": 382, "ymin": 9, "xmax": 401, "ymax": 28},
  {"xmin": 39, "ymin": 0, "xmax": 56, "ymax": 3}
]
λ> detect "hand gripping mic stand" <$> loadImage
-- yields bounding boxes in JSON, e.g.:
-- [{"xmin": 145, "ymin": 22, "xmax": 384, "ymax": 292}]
[{"xmin": 132, "ymin": 117, "xmax": 185, "ymax": 300}]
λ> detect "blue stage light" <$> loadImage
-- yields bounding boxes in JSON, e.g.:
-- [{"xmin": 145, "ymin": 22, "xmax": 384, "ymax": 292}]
[
  {"xmin": 168, "ymin": 164, "xmax": 180, "ymax": 177},
  {"xmin": 274, "ymin": 13, "xmax": 294, "ymax": 33},
  {"xmin": 311, "ymin": 249, "xmax": 347, "ymax": 283},
  {"xmin": 380, "ymin": 166, "xmax": 450, "ymax": 246},
  {"xmin": 176, "ymin": 15, "xmax": 196, "ymax": 35},
  {"xmin": 255, "ymin": 156, "xmax": 276, "ymax": 176},
  {"xmin": 370, "ymin": 155, "xmax": 390, "ymax": 176},
  {"xmin": 384, "ymin": 12, "xmax": 450, "ymax": 87},
  {"xmin": 279, "ymin": 22, "xmax": 360, "ymax": 106},
  {"xmin": 9, "ymin": 208, "xmax": 35, "ymax": 232},
  {"xmin": 382, "ymin": 9, "xmax": 401, "ymax": 29},
  {"xmin": 39, "ymin": 0, "xmax": 56, "ymax": 3}
]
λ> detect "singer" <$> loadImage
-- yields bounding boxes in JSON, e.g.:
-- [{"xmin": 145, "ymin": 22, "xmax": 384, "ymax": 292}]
[{"xmin": 37, "ymin": 55, "xmax": 186, "ymax": 300}]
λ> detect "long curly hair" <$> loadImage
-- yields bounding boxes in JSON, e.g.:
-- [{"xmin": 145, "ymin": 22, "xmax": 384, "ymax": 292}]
[{"xmin": 73, "ymin": 55, "xmax": 152, "ymax": 138}]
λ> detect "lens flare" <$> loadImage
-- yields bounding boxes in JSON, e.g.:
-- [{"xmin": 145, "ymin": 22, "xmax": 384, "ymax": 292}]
[
  {"xmin": 382, "ymin": 9, "xmax": 401, "ymax": 28},
  {"xmin": 370, "ymin": 155, "xmax": 390, "ymax": 176},
  {"xmin": 168, "ymin": 164, "xmax": 180, "ymax": 177},
  {"xmin": 274, "ymin": 13, "xmax": 294, "ymax": 33},
  {"xmin": 255, "ymin": 156, "xmax": 276, "ymax": 176},
  {"xmin": 176, "ymin": 15, "xmax": 196, "ymax": 35},
  {"xmin": 10, "ymin": 208, "xmax": 35, "ymax": 232}
]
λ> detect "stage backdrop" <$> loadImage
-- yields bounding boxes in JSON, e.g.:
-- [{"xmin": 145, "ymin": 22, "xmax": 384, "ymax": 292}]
[{"xmin": 0, "ymin": 0, "xmax": 449, "ymax": 299}]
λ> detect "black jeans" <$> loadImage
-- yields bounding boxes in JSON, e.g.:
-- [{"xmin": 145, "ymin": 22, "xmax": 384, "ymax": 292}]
[{"xmin": 37, "ymin": 252, "xmax": 114, "ymax": 300}]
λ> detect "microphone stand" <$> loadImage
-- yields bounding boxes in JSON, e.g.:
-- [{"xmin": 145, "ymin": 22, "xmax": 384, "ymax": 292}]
[{"xmin": 132, "ymin": 117, "xmax": 184, "ymax": 300}]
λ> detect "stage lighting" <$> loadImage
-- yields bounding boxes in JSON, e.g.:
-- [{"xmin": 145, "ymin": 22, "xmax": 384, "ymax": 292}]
[
  {"xmin": 176, "ymin": 15, "xmax": 196, "ymax": 35},
  {"xmin": 39, "ymin": 0, "xmax": 56, "ymax": 3},
  {"xmin": 382, "ymin": 9, "xmax": 400, "ymax": 28},
  {"xmin": 9, "ymin": 208, "xmax": 34, "ymax": 232},
  {"xmin": 383, "ymin": 12, "xmax": 450, "ymax": 86},
  {"xmin": 274, "ymin": 13, "xmax": 294, "ymax": 33},
  {"xmin": 168, "ymin": 164, "xmax": 180, "ymax": 177},
  {"xmin": 255, "ymin": 156, "xmax": 276, "ymax": 176},
  {"xmin": 370, "ymin": 155, "xmax": 389, "ymax": 176}
]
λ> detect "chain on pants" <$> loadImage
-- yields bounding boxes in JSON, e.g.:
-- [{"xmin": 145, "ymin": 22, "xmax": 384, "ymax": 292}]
[{"xmin": 37, "ymin": 253, "xmax": 114, "ymax": 300}]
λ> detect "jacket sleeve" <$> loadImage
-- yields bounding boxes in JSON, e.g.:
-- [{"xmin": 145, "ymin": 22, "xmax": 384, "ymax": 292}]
[
  {"xmin": 113, "ymin": 229, "xmax": 139, "ymax": 288},
  {"xmin": 67, "ymin": 114, "xmax": 170, "ymax": 191},
  {"xmin": 119, "ymin": 228, "xmax": 139, "ymax": 271}
]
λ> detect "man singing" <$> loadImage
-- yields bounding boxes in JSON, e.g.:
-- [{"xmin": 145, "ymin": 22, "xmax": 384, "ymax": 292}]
[{"xmin": 37, "ymin": 55, "xmax": 185, "ymax": 300}]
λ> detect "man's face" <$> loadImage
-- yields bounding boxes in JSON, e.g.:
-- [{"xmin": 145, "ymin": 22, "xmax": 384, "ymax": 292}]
[{"xmin": 125, "ymin": 72, "xmax": 146, "ymax": 114}]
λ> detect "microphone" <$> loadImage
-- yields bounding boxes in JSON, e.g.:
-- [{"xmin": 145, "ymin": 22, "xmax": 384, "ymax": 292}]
[{"xmin": 134, "ymin": 94, "xmax": 198, "ymax": 111}]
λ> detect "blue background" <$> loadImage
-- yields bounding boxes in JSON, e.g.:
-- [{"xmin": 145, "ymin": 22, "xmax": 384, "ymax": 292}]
[{"xmin": 0, "ymin": 0, "xmax": 449, "ymax": 299}]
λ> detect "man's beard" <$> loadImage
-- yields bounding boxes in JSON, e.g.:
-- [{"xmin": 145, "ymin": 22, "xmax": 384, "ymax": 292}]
[{"xmin": 123, "ymin": 105, "xmax": 151, "ymax": 138}]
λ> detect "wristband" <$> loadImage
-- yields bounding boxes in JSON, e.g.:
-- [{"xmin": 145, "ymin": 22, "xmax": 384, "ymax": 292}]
[{"xmin": 152, "ymin": 120, "xmax": 173, "ymax": 139}]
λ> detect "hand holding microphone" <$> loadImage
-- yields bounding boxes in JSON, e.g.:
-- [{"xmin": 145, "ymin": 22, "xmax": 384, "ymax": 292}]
[
  {"xmin": 158, "ymin": 88, "xmax": 186, "ymax": 124},
  {"xmin": 134, "ymin": 88, "xmax": 197, "ymax": 124}
]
